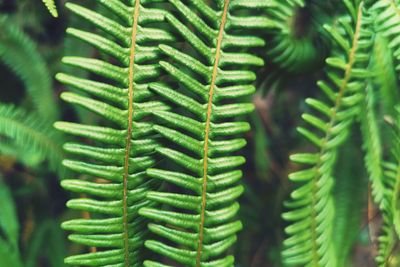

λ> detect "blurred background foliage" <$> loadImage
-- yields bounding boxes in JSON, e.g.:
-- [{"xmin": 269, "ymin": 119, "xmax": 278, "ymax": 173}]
[{"xmin": 0, "ymin": 0, "xmax": 384, "ymax": 266}]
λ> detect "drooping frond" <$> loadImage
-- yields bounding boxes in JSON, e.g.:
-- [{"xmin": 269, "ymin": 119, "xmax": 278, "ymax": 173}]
[
  {"xmin": 0, "ymin": 16, "xmax": 58, "ymax": 123},
  {"xmin": 360, "ymin": 84, "xmax": 386, "ymax": 205},
  {"xmin": 0, "ymin": 104, "xmax": 63, "ymax": 172},
  {"xmin": 376, "ymin": 108, "xmax": 400, "ymax": 266},
  {"xmin": 282, "ymin": 2, "xmax": 373, "ymax": 266},
  {"xmin": 42, "ymin": 0, "xmax": 58, "ymax": 17},
  {"xmin": 54, "ymin": 0, "xmax": 173, "ymax": 266},
  {"xmin": 137, "ymin": 1, "xmax": 273, "ymax": 266},
  {"xmin": 332, "ymin": 138, "xmax": 367, "ymax": 267},
  {"xmin": 378, "ymin": 160, "xmax": 400, "ymax": 266}
]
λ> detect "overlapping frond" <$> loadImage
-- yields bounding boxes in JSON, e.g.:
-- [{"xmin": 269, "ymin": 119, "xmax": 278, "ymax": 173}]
[
  {"xmin": 42, "ymin": 0, "xmax": 58, "ymax": 17},
  {"xmin": 282, "ymin": 1, "xmax": 373, "ymax": 266},
  {"xmin": 136, "ymin": 0, "xmax": 273, "ymax": 266},
  {"xmin": 0, "ymin": 16, "xmax": 58, "ymax": 122},
  {"xmin": 0, "ymin": 104, "xmax": 63, "ymax": 171},
  {"xmin": 54, "ymin": 1, "xmax": 173, "ymax": 266}
]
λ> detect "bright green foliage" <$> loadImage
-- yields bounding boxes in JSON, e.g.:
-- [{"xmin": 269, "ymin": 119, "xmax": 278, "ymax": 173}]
[
  {"xmin": 282, "ymin": 1, "xmax": 373, "ymax": 266},
  {"xmin": 378, "ymin": 161, "xmax": 400, "ymax": 266},
  {"xmin": 54, "ymin": 0, "xmax": 174, "ymax": 266},
  {"xmin": 332, "ymin": 139, "xmax": 366, "ymax": 267},
  {"xmin": 0, "ymin": 104, "xmax": 63, "ymax": 171},
  {"xmin": 371, "ymin": 0, "xmax": 400, "ymax": 73},
  {"xmin": 360, "ymin": 84, "xmax": 386, "ymax": 205},
  {"xmin": 136, "ymin": 0, "xmax": 274, "ymax": 266},
  {"xmin": 371, "ymin": 33, "xmax": 399, "ymax": 117},
  {"xmin": 376, "ymin": 108, "xmax": 400, "ymax": 266},
  {"xmin": 0, "ymin": 16, "xmax": 58, "ymax": 123},
  {"xmin": 41, "ymin": 0, "xmax": 58, "ymax": 17}
]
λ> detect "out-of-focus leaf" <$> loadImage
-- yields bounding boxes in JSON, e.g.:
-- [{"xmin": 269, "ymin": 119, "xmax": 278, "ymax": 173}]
[
  {"xmin": 0, "ymin": 182, "xmax": 19, "ymax": 247},
  {"xmin": 25, "ymin": 220, "xmax": 66, "ymax": 267},
  {"xmin": 0, "ymin": 240, "xmax": 22, "ymax": 267}
]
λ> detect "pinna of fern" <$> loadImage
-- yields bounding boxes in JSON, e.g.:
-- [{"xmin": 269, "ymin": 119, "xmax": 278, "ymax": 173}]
[
  {"xmin": 282, "ymin": 1, "xmax": 373, "ymax": 266},
  {"xmin": 136, "ymin": 0, "xmax": 275, "ymax": 266},
  {"xmin": 54, "ymin": 0, "xmax": 174, "ymax": 266},
  {"xmin": 42, "ymin": 0, "xmax": 58, "ymax": 17}
]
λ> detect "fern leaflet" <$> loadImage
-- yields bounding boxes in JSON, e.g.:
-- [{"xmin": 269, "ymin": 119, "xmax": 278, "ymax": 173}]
[{"xmin": 42, "ymin": 0, "xmax": 58, "ymax": 17}]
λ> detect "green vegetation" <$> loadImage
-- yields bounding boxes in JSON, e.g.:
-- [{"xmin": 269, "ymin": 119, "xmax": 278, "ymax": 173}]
[{"xmin": 0, "ymin": 0, "xmax": 399, "ymax": 266}]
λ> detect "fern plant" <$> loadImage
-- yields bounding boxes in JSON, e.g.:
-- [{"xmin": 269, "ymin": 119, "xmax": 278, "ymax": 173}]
[
  {"xmin": 45, "ymin": 0, "xmax": 400, "ymax": 266},
  {"xmin": 282, "ymin": 1, "xmax": 373, "ymax": 266},
  {"xmin": 56, "ymin": 0, "xmax": 277, "ymax": 265}
]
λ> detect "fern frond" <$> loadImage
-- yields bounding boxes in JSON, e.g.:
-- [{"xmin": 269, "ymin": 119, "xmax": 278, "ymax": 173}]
[
  {"xmin": 332, "ymin": 138, "xmax": 366, "ymax": 267},
  {"xmin": 0, "ymin": 16, "xmax": 58, "ymax": 122},
  {"xmin": 42, "ymin": 0, "xmax": 58, "ymax": 17},
  {"xmin": 378, "ymin": 160, "xmax": 400, "ymax": 266},
  {"xmin": 0, "ymin": 104, "xmax": 63, "ymax": 172},
  {"xmin": 360, "ymin": 84, "xmax": 386, "ymax": 205},
  {"xmin": 371, "ymin": 0, "xmax": 400, "ymax": 70},
  {"xmin": 136, "ymin": 1, "xmax": 274, "ymax": 266},
  {"xmin": 377, "ymin": 108, "xmax": 400, "ymax": 266},
  {"xmin": 265, "ymin": 0, "xmax": 329, "ymax": 74},
  {"xmin": 371, "ymin": 32, "xmax": 399, "ymax": 116},
  {"xmin": 282, "ymin": 2, "xmax": 373, "ymax": 266},
  {"xmin": 55, "ymin": 0, "xmax": 174, "ymax": 266}
]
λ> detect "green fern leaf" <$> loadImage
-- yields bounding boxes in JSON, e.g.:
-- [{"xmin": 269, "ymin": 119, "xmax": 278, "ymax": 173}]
[
  {"xmin": 0, "ymin": 104, "xmax": 63, "ymax": 172},
  {"xmin": 378, "ymin": 160, "xmax": 400, "ymax": 266},
  {"xmin": 0, "ymin": 16, "xmax": 58, "ymax": 122},
  {"xmin": 371, "ymin": 0, "xmax": 400, "ymax": 70},
  {"xmin": 55, "ymin": 0, "xmax": 174, "ymax": 266},
  {"xmin": 135, "ymin": 1, "xmax": 274, "ymax": 266},
  {"xmin": 282, "ymin": 2, "xmax": 373, "ymax": 266},
  {"xmin": 360, "ymin": 84, "xmax": 386, "ymax": 205},
  {"xmin": 371, "ymin": 33, "xmax": 399, "ymax": 116},
  {"xmin": 265, "ymin": 0, "xmax": 330, "ymax": 74},
  {"xmin": 376, "ymin": 108, "xmax": 400, "ymax": 266},
  {"xmin": 42, "ymin": 0, "xmax": 58, "ymax": 17},
  {"xmin": 332, "ymin": 138, "xmax": 367, "ymax": 267}
]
